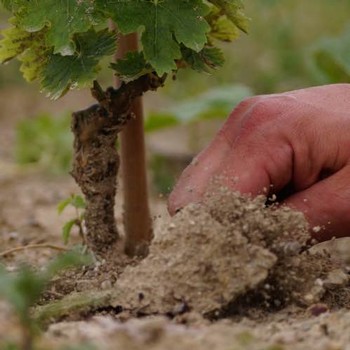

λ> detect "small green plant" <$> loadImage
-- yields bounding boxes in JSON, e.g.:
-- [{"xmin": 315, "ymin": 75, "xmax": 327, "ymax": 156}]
[
  {"xmin": 57, "ymin": 195, "xmax": 86, "ymax": 246},
  {"xmin": 0, "ymin": 252, "xmax": 91, "ymax": 350},
  {"xmin": 16, "ymin": 113, "xmax": 73, "ymax": 173}
]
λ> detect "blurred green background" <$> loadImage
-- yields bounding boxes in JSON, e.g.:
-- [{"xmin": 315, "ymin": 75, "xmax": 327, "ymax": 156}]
[{"xmin": 1, "ymin": 0, "xmax": 350, "ymax": 193}]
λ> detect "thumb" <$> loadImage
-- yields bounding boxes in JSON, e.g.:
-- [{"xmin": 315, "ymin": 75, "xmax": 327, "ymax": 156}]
[{"xmin": 283, "ymin": 165, "xmax": 350, "ymax": 241}]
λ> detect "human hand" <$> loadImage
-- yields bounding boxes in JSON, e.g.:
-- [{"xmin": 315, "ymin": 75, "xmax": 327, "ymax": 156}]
[{"xmin": 168, "ymin": 84, "xmax": 350, "ymax": 241}]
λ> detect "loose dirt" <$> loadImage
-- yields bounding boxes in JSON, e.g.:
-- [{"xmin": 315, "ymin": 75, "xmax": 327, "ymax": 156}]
[
  {"xmin": 108, "ymin": 188, "xmax": 350, "ymax": 317},
  {"xmin": 0, "ymin": 88, "xmax": 350, "ymax": 350},
  {"xmin": 30, "ymin": 187, "xmax": 350, "ymax": 350}
]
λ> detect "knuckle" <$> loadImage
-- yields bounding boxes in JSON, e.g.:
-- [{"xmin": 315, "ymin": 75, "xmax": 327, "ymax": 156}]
[
  {"xmin": 249, "ymin": 99, "xmax": 275, "ymax": 121},
  {"xmin": 241, "ymin": 97, "xmax": 285, "ymax": 133},
  {"xmin": 219, "ymin": 96, "xmax": 264, "ymax": 146},
  {"xmin": 234, "ymin": 96, "xmax": 261, "ymax": 113}
]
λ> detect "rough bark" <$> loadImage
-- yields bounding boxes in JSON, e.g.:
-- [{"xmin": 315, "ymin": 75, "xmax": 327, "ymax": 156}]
[{"xmin": 71, "ymin": 76, "xmax": 165, "ymax": 255}]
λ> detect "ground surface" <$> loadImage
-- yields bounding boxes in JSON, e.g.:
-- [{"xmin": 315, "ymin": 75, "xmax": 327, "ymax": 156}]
[{"xmin": 0, "ymin": 88, "xmax": 350, "ymax": 350}]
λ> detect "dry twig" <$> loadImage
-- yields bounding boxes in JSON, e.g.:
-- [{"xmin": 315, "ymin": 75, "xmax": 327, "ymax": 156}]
[{"xmin": 0, "ymin": 244, "xmax": 69, "ymax": 257}]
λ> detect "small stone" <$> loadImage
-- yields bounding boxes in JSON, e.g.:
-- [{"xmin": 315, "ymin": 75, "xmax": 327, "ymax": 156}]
[
  {"xmin": 303, "ymin": 284, "xmax": 325, "ymax": 305},
  {"xmin": 303, "ymin": 294, "xmax": 314, "ymax": 304},
  {"xmin": 323, "ymin": 269, "xmax": 349, "ymax": 289},
  {"xmin": 315, "ymin": 278, "xmax": 323, "ymax": 287},
  {"xmin": 101, "ymin": 280, "xmax": 112, "ymax": 290}
]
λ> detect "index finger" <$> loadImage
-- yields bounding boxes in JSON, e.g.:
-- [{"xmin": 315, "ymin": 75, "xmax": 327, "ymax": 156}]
[{"xmin": 168, "ymin": 95, "xmax": 295, "ymax": 214}]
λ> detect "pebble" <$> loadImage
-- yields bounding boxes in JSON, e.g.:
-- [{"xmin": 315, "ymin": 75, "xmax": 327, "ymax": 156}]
[{"xmin": 101, "ymin": 280, "xmax": 112, "ymax": 290}]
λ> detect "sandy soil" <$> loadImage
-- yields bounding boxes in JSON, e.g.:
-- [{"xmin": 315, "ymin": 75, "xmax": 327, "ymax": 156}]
[{"xmin": 0, "ymin": 88, "xmax": 350, "ymax": 350}]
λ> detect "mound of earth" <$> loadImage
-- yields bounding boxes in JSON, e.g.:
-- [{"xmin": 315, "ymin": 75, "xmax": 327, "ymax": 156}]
[{"xmin": 110, "ymin": 189, "xmax": 350, "ymax": 316}]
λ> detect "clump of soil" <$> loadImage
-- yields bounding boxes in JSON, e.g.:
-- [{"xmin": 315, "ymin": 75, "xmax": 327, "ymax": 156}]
[
  {"xmin": 114, "ymin": 203, "xmax": 277, "ymax": 315},
  {"xmin": 111, "ymin": 188, "xmax": 350, "ymax": 316},
  {"xmin": 202, "ymin": 189, "xmax": 349, "ymax": 310}
]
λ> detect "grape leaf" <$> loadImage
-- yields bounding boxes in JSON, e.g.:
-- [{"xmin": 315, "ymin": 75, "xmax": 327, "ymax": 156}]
[
  {"xmin": 20, "ymin": 33, "xmax": 50, "ymax": 82},
  {"xmin": 208, "ymin": 0, "xmax": 250, "ymax": 33},
  {"xmin": 41, "ymin": 29, "xmax": 116, "ymax": 99},
  {"xmin": 16, "ymin": 0, "xmax": 103, "ymax": 55},
  {"xmin": 0, "ymin": 23, "xmax": 31, "ymax": 63},
  {"xmin": 0, "ymin": 0, "xmax": 26, "ymax": 11},
  {"xmin": 1, "ymin": 0, "xmax": 248, "ymax": 97},
  {"xmin": 0, "ymin": 21, "xmax": 49, "ymax": 81},
  {"xmin": 206, "ymin": 7, "xmax": 240, "ymax": 43},
  {"xmin": 181, "ymin": 46, "xmax": 224, "ymax": 73},
  {"xmin": 110, "ymin": 51, "xmax": 153, "ymax": 82},
  {"xmin": 97, "ymin": 0, "xmax": 211, "ymax": 75}
]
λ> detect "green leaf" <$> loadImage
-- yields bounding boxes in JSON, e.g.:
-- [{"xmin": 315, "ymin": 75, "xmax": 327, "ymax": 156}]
[
  {"xmin": 312, "ymin": 27, "xmax": 350, "ymax": 83},
  {"xmin": 62, "ymin": 219, "xmax": 76, "ymax": 245},
  {"xmin": 208, "ymin": 0, "xmax": 250, "ymax": 33},
  {"xmin": 144, "ymin": 113, "xmax": 179, "ymax": 132},
  {"xmin": 150, "ymin": 84, "xmax": 252, "ymax": 123},
  {"xmin": 17, "ymin": 0, "xmax": 103, "ymax": 55},
  {"xmin": 0, "ymin": 253, "xmax": 91, "ymax": 332},
  {"xmin": 0, "ymin": 26, "xmax": 116, "ymax": 98},
  {"xmin": 182, "ymin": 46, "xmax": 225, "ymax": 73},
  {"xmin": 16, "ymin": 113, "xmax": 73, "ymax": 172},
  {"xmin": 71, "ymin": 195, "xmax": 86, "ymax": 210},
  {"xmin": 0, "ymin": 21, "xmax": 33, "ymax": 62},
  {"xmin": 0, "ymin": 0, "xmax": 26, "ymax": 11},
  {"xmin": 46, "ymin": 251, "xmax": 92, "ymax": 277},
  {"xmin": 206, "ymin": 7, "xmax": 240, "ymax": 42},
  {"xmin": 0, "ymin": 0, "xmax": 11, "ymax": 10},
  {"xmin": 314, "ymin": 50, "xmax": 350, "ymax": 82},
  {"xmin": 57, "ymin": 195, "xmax": 86, "ymax": 215},
  {"xmin": 98, "ymin": 0, "xmax": 210, "ymax": 75},
  {"xmin": 0, "ymin": 22, "xmax": 50, "ymax": 82},
  {"xmin": 110, "ymin": 51, "xmax": 153, "ymax": 82},
  {"xmin": 0, "ymin": 265, "xmax": 46, "ymax": 319},
  {"xmin": 57, "ymin": 198, "xmax": 73, "ymax": 215},
  {"xmin": 41, "ymin": 29, "xmax": 116, "ymax": 99},
  {"xmin": 19, "ymin": 33, "xmax": 50, "ymax": 82}
]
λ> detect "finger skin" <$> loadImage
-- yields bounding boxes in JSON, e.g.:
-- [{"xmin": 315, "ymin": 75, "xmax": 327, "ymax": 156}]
[
  {"xmin": 168, "ymin": 96, "xmax": 262, "ymax": 213},
  {"xmin": 168, "ymin": 84, "xmax": 350, "ymax": 240},
  {"xmin": 283, "ymin": 165, "xmax": 350, "ymax": 241}
]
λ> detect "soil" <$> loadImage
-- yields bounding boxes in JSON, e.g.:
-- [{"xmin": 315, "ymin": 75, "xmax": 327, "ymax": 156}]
[{"xmin": 0, "ymin": 88, "xmax": 350, "ymax": 350}]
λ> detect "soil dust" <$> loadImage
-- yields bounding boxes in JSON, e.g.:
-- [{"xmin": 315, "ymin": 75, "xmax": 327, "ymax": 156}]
[{"xmin": 40, "ymin": 187, "xmax": 350, "ymax": 350}]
